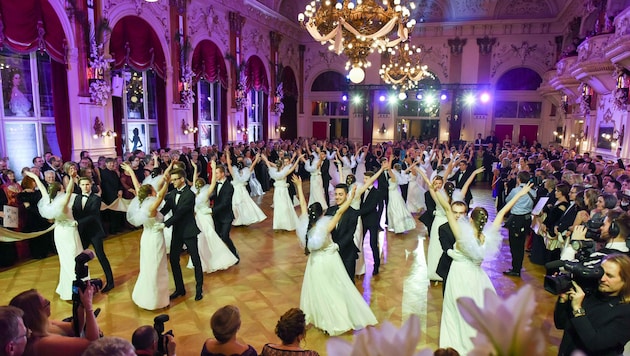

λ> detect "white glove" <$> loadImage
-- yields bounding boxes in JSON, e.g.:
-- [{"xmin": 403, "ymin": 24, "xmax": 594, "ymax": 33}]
[{"xmin": 72, "ymin": 221, "xmax": 78, "ymax": 227}]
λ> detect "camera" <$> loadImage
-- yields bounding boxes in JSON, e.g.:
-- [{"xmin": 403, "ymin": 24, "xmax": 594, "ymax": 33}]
[
  {"xmin": 583, "ymin": 215, "xmax": 605, "ymax": 240},
  {"xmin": 72, "ymin": 250, "xmax": 103, "ymax": 302},
  {"xmin": 544, "ymin": 251, "xmax": 606, "ymax": 295},
  {"xmin": 154, "ymin": 314, "xmax": 174, "ymax": 356}
]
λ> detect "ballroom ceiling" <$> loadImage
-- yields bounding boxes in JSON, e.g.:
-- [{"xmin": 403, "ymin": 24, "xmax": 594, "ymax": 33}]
[{"xmin": 276, "ymin": 0, "xmax": 574, "ymax": 25}]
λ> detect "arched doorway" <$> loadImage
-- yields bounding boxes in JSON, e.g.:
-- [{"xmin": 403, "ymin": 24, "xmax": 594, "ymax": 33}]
[
  {"xmin": 279, "ymin": 67, "xmax": 298, "ymax": 139},
  {"xmin": 245, "ymin": 55, "xmax": 269, "ymax": 142},
  {"xmin": 191, "ymin": 40, "xmax": 228, "ymax": 148},
  {"xmin": 310, "ymin": 71, "xmax": 348, "ymax": 140},
  {"xmin": 109, "ymin": 16, "xmax": 167, "ymax": 155}
]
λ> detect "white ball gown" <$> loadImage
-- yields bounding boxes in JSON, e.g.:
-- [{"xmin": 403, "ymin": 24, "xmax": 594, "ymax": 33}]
[
  {"xmin": 126, "ymin": 197, "xmax": 169, "ymax": 310},
  {"xmin": 187, "ymin": 185, "xmax": 238, "ymax": 272},
  {"xmin": 297, "ymin": 215, "xmax": 378, "ymax": 336},
  {"xmin": 439, "ymin": 219, "xmax": 501, "ymax": 354},
  {"xmin": 427, "ymin": 190, "xmax": 464, "ymax": 281},
  {"xmin": 231, "ymin": 167, "xmax": 267, "ymax": 226},
  {"xmin": 355, "ymin": 152, "xmax": 367, "ymax": 183},
  {"xmin": 386, "ymin": 178, "xmax": 416, "ymax": 234},
  {"xmin": 38, "ymin": 193, "xmax": 83, "ymax": 301},
  {"xmin": 304, "ymin": 157, "xmax": 328, "ymax": 210},
  {"xmin": 269, "ymin": 166, "xmax": 299, "ymax": 231},
  {"xmin": 406, "ymin": 172, "xmax": 426, "ymax": 214}
]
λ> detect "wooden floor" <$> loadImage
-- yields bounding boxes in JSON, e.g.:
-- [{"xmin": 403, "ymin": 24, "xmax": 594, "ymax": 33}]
[{"xmin": 0, "ymin": 184, "xmax": 563, "ymax": 355}]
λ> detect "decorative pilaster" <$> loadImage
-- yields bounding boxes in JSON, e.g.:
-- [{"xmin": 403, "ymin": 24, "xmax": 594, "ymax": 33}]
[
  {"xmin": 476, "ymin": 36, "xmax": 496, "ymax": 84},
  {"xmin": 476, "ymin": 36, "xmax": 496, "ymax": 56},
  {"xmin": 447, "ymin": 38, "xmax": 467, "ymax": 144},
  {"xmin": 298, "ymin": 44, "xmax": 305, "ymax": 114},
  {"xmin": 170, "ymin": 1, "xmax": 187, "ymax": 104},
  {"xmin": 229, "ymin": 12, "xmax": 245, "ymax": 109}
]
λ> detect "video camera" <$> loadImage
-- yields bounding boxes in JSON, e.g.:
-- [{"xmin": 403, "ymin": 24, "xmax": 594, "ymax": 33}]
[
  {"xmin": 583, "ymin": 215, "xmax": 606, "ymax": 240},
  {"xmin": 544, "ymin": 250, "xmax": 606, "ymax": 295},
  {"xmin": 154, "ymin": 314, "xmax": 174, "ymax": 356},
  {"xmin": 72, "ymin": 250, "xmax": 103, "ymax": 301}
]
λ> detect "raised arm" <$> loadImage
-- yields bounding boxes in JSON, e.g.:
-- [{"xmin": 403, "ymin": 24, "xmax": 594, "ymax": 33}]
[
  {"xmin": 283, "ymin": 154, "xmax": 304, "ymax": 178},
  {"xmin": 120, "ymin": 162, "xmax": 141, "ymax": 192},
  {"xmin": 191, "ymin": 159, "xmax": 199, "ymax": 184},
  {"xmin": 492, "ymin": 182, "xmax": 534, "ymax": 230},
  {"xmin": 24, "ymin": 171, "xmax": 49, "ymax": 201},
  {"xmin": 149, "ymin": 175, "xmax": 170, "ymax": 214},
  {"xmin": 250, "ymin": 153, "xmax": 261, "ymax": 171},
  {"xmin": 327, "ymin": 185, "xmax": 357, "ymax": 232},
  {"xmin": 225, "ymin": 152, "xmax": 236, "ymax": 177},
  {"xmin": 460, "ymin": 167, "xmax": 485, "ymax": 199},
  {"xmin": 292, "ymin": 174, "xmax": 308, "ymax": 216},
  {"xmin": 61, "ymin": 174, "xmax": 76, "ymax": 208},
  {"xmin": 356, "ymin": 164, "xmax": 386, "ymax": 196}
]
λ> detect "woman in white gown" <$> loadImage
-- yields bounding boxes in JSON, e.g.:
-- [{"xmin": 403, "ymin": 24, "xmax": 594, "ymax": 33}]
[
  {"xmin": 354, "ymin": 144, "xmax": 368, "ymax": 183},
  {"xmin": 387, "ymin": 163, "xmax": 417, "ymax": 234},
  {"xmin": 303, "ymin": 153, "xmax": 327, "ymax": 210},
  {"xmin": 122, "ymin": 162, "xmax": 170, "ymax": 310},
  {"xmin": 406, "ymin": 166, "xmax": 426, "ymax": 214},
  {"xmin": 188, "ymin": 160, "xmax": 238, "ymax": 273},
  {"xmin": 263, "ymin": 154, "xmax": 301, "ymax": 231},
  {"xmin": 245, "ymin": 151, "xmax": 264, "ymax": 197},
  {"xmin": 424, "ymin": 168, "xmax": 534, "ymax": 354},
  {"xmin": 26, "ymin": 172, "xmax": 81, "ymax": 301},
  {"xmin": 226, "ymin": 153, "xmax": 266, "ymax": 226},
  {"xmin": 293, "ymin": 175, "xmax": 378, "ymax": 336},
  {"xmin": 336, "ymin": 146, "xmax": 356, "ymax": 180}
]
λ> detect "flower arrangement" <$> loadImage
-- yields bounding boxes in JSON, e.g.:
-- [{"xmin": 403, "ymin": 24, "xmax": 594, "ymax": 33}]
[
  {"xmin": 235, "ymin": 82, "xmax": 248, "ymax": 111},
  {"xmin": 88, "ymin": 38, "xmax": 113, "ymax": 106},
  {"xmin": 180, "ymin": 65, "xmax": 195, "ymax": 109},
  {"xmin": 272, "ymin": 83, "xmax": 284, "ymax": 115}
]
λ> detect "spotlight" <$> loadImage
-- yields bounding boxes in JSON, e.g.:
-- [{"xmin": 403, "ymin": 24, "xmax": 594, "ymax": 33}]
[
  {"xmin": 424, "ymin": 94, "xmax": 435, "ymax": 105},
  {"xmin": 342, "ymin": 94, "xmax": 348, "ymax": 102},
  {"xmin": 480, "ymin": 92, "xmax": 490, "ymax": 103},
  {"xmin": 440, "ymin": 92, "xmax": 447, "ymax": 101},
  {"xmin": 352, "ymin": 95, "xmax": 362, "ymax": 104},
  {"xmin": 388, "ymin": 95, "xmax": 398, "ymax": 104},
  {"xmin": 464, "ymin": 93, "xmax": 476, "ymax": 105},
  {"xmin": 416, "ymin": 92, "xmax": 423, "ymax": 100},
  {"xmin": 379, "ymin": 95, "xmax": 386, "ymax": 102},
  {"xmin": 398, "ymin": 92, "xmax": 407, "ymax": 100}
]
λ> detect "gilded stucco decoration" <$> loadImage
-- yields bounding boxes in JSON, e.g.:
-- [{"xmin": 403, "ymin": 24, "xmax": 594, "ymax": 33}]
[
  {"xmin": 491, "ymin": 40, "xmax": 555, "ymax": 77},
  {"xmin": 187, "ymin": 4, "xmax": 229, "ymax": 49}
]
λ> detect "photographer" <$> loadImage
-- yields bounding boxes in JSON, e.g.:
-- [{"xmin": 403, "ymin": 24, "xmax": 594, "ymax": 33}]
[
  {"xmin": 554, "ymin": 254, "xmax": 630, "ymax": 355},
  {"xmin": 132, "ymin": 325, "xmax": 176, "ymax": 356},
  {"xmin": 566, "ymin": 210, "xmax": 630, "ymax": 256}
]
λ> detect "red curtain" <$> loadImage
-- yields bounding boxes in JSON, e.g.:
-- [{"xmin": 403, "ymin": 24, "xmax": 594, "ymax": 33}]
[
  {"xmin": 51, "ymin": 60, "xmax": 71, "ymax": 159},
  {"xmin": 263, "ymin": 93, "xmax": 268, "ymax": 141},
  {"xmin": 110, "ymin": 17, "xmax": 166, "ymax": 78},
  {"xmin": 0, "ymin": 0, "xmax": 66, "ymax": 63},
  {"xmin": 112, "ymin": 97, "xmax": 124, "ymax": 156},
  {"xmin": 282, "ymin": 67, "xmax": 298, "ymax": 98},
  {"xmin": 245, "ymin": 56, "xmax": 269, "ymax": 94},
  {"xmin": 156, "ymin": 76, "xmax": 167, "ymax": 148},
  {"xmin": 191, "ymin": 40, "xmax": 228, "ymax": 89}
]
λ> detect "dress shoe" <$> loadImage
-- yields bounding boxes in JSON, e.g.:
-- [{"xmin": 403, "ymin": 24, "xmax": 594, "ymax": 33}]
[
  {"xmin": 101, "ymin": 284, "xmax": 114, "ymax": 293},
  {"xmin": 169, "ymin": 290, "xmax": 186, "ymax": 300},
  {"xmin": 503, "ymin": 270, "xmax": 521, "ymax": 277},
  {"xmin": 195, "ymin": 292, "xmax": 203, "ymax": 301}
]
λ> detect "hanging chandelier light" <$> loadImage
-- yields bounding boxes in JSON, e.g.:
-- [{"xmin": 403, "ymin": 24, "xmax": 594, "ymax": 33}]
[
  {"xmin": 379, "ymin": 42, "xmax": 430, "ymax": 92},
  {"xmin": 298, "ymin": 0, "xmax": 417, "ymax": 84}
]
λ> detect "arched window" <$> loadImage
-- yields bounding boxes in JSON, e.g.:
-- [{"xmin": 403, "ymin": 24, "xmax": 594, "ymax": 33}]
[
  {"xmin": 496, "ymin": 68, "xmax": 542, "ymax": 90},
  {"xmin": 245, "ymin": 56, "xmax": 269, "ymax": 142},
  {"xmin": 311, "ymin": 71, "xmax": 348, "ymax": 92},
  {"xmin": 110, "ymin": 16, "xmax": 167, "ymax": 154}
]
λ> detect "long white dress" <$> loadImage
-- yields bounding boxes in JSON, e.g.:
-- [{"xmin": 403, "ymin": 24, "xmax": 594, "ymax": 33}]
[
  {"xmin": 427, "ymin": 190, "xmax": 464, "ymax": 281},
  {"xmin": 350, "ymin": 183, "xmax": 365, "ymax": 276},
  {"xmin": 38, "ymin": 194, "xmax": 83, "ymax": 301},
  {"xmin": 387, "ymin": 178, "xmax": 416, "ymax": 234},
  {"xmin": 127, "ymin": 196, "xmax": 169, "ymax": 310},
  {"xmin": 339, "ymin": 155, "xmax": 356, "ymax": 180},
  {"xmin": 187, "ymin": 185, "xmax": 238, "ymax": 272},
  {"xmin": 439, "ymin": 219, "xmax": 502, "ymax": 354},
  {"xmin": 355, "ymin": 152, "xmax": 367, "ymax": 183},
  {"xmin": 297, "ymin": 215, "xmax": 378, "ymax": 335},
  {"xmin": 406, "ymin": 172, "xmax": 426, "ymax": 214},
  {"xmin": 304, "ymin": 157, "xmax": 328, "ymax": 210},
  {"xmin": 269, "ymin": 166, "xmax": 299, "ymax": 231},
  {"xmin": 231, "ymin": 167, "xmax": 267, "ymax": 226}
]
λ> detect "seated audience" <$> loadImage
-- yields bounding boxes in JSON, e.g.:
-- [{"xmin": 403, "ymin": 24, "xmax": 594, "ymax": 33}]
[
  {"xmin": 261, "ymin": 308, "xmax": 319, "ymax": 356},
  {"xmin": 201, "ymin": 305, "xmax": 257, "ymax": 356}
]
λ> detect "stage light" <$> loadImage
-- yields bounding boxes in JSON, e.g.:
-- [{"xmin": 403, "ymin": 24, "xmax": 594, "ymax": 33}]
[
  {"xmin": 388, "ymin": 95, "xmax": 398, "ymax": 104},
  {"xmin": 379, "ymin": 95, "xmax": 386, "ymax": 102},
  {"xmin": 464, "ymin": 93, "xmax": 476, "ymax": 105},
  {"xmin": 416, "ymin": 92, "xmax": 423, "ymax": 100},
  {"xmin": 424, "ymin": 94, "xmax": 435, "ymax": 105},
  {"xmin": 440, "ymin": 92, "xmax": 447, "ymax": 101},
  {"xmin": 352, "ymin": 95, "xmax": 362, "ymax": 104},
  {"xmin": 398, "ymin": 91, "xmax": 407, "ymax": 100},
  {"xmin": 341, "ymin": 94, "xmax": 348, "ymax": 101},
  {"xmin": 480, "ymin": 92, "xmax": 490, "ymax": 103}
]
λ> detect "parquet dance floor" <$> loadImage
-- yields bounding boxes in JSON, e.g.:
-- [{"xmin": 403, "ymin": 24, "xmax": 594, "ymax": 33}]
[{"xmin": 0, "ymin": 184, "xmax": 562, "ymax": 355}]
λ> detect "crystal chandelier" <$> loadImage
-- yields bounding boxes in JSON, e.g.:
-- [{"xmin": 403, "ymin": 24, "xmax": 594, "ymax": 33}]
[
  {"xmin": 298, "ymin": 0, "xmax": 416, "ymax": 83},
  {"xmin": 379, "ymin": 42, "xmax": 430, "ymax": 92}
]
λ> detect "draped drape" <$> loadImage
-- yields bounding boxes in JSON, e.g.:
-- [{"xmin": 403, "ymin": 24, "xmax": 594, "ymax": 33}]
[
  {"xmin": 156, "ymin": 76, "xmax": 167, "ymax": 148},
  {"xmin": 51, "ymin": 61, "xmax": 71, "ymax": 160},
  {"xmin": 282, "ymin": 67, "xmax": 298, "ymax": 98},
  {"xmin": 221, "ymin": 86, "xmax": 227, "ymax": 147},
  {"xmin": 110, "ymin": 17, "xmax": 166, "ymax": 78},
  {"xmin": 0, "ymin": 0, "xmax": 66, "ymax": 63},
  {"xmin": 245, "ymin": 56, "xmax": 269, "ymax": 94},
  {"xmin": 263, "ymin": 93, "xmax": 268, "ymax": 141},
  {"xmin": 112, "ymin": 96, "xmax": 123, "ymax": 156},
  {"xmin": 191, "ymin": 40, "xmax": 228, "ymax": 89}
]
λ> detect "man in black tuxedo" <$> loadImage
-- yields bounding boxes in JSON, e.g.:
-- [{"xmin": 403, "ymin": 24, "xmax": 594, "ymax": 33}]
[
  {"xmin": 485, "ymin": 130, "xmax": 499, "ymax": 147},
  {"xmin": 319, "ymin": 150, "xmax": 332, "ymax": 206},
  {"xmin": 325, "ymin": 183, "xmax": 360, "ymax": 281},
  {"xmin": 211, "ymin": 164, "xmax": 239, "ymax": 260},
  {"xmin": 436, "ymin": 201, "xmax": 468, "ymax": 295},
  {"xmin": 358, "ymin": 171, "xmax": 384, "ymax": 275},
  {"xmin": 160, "ymin": 168, "xmax": 204, "ymax": 301},
  {"xmin": 449, "ymin": 160, "xmax": 474, "ymax": 206},
  {"xmin": 73, "ymin": 177, "xmax": 114, "ymax": 292}
]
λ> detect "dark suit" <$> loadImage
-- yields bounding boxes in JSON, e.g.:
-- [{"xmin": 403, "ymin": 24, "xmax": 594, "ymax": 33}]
[
  {"xmin": 211, "ymin": 180, "xmax": 238, "ymax": 259},
  {"xmin": 320, "ymin": 158, "xmax": 332, "ymax": 206},
  {"xmin": 436, "ymin": 222, "xmax": 456, "ymax": 295},
  {"xmin": 418, "ymin": 190, "xmax": 436, "ymax": 231},
  {"xmin": 449, "ymin": 166, "xmax": 474, "ymax": 205},
  {"xmin": 325, "ymin": 205, "xmax": 360, "ymax": 281},
  {"xmin": 73, "ymin": 193, "xmax": 114, "ymax": 286},
  {"xmin": 160, "ymin": 185, "xmax": 203, "ymax": 294},
  {"xmin": 359, "ymin": 187, "xmax": 383, "ymax": 274}
]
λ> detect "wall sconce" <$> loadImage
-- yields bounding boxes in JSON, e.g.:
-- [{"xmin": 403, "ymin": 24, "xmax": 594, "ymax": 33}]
[
  {"xmin": 379, "ymin": 123, "xmax": 387, "ymax": 134},
  {"xmin": 274, "ymin": 123, "xmax": 286, "ymax": 133},
  {"xmin": 92, "ymin": 116, "xmax": 117, "ymax": 139},
  {"xmin": 236, "ymin": 121, "xmax": 248, "ymax": 134},
  {"xmin": 602, "ymin": 126, "xmax": 625, "ymax": 148},
  {"xmin": 181, "ymin": 119, "xmax": 198, "ymax": 135},
  {"xmin": 446, "ymin": 114, "xmax": 459, "ymax": 122}
]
